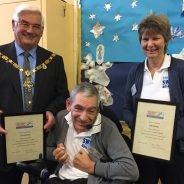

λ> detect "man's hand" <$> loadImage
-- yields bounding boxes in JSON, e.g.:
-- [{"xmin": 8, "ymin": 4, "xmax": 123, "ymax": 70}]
[
  {"xmin": 44, "ymin": 111, "xmax": 56, "ymax": 130},
  {"xmin": 53, "ymin": 143, "xmax": 69, "ymax": 164},
  {"xmin": 0, "ymin": 126, "xmax": 6, "ymax": 135},
  {"xmin": 0, "ymin": 110, "xmax": 6, "ymax": 135},
  {"xmin": 73, "ymin": 149, "xmax": 95, "ymax": 174}
]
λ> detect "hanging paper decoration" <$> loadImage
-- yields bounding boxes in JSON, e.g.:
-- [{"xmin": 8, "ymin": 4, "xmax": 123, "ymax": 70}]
[
  {"xmin": 171, "ymin": 26, "xmax": 184, "ymax": 39},
  {"xmin": 81, "ymin": 44, "xmax": 113, "ymax": 106}
]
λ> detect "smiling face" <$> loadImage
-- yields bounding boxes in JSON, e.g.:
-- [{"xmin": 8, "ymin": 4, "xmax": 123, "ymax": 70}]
[
  {"xmin": 138, "ymin": 14, "xmax": 172, "ymax": 61},
  {"xmin": 141, "ymin": 31, "xmax": 166, "ymax": 60},
  {"xmin": 66, "ymin": 92, "xmax": 99, "ymax": 134},
  {"xmin": 12, "ymin": 11, "xmax": 43, "ymax": 51}
]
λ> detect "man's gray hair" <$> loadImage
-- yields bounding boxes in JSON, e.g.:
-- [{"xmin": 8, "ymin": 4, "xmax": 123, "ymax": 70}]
[
  {"xmin": 70, "ymin": 82, "xmax": 101, "ymax": 107},
  {"xmin": 12, "ymin": 3, "xmax": 44, "ymax": 27}
]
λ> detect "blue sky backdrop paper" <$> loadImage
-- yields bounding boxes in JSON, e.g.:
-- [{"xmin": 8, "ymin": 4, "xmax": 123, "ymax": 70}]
[{"xmin": 81, "ymin": 0, "xmax": 184, "ymax": 62}]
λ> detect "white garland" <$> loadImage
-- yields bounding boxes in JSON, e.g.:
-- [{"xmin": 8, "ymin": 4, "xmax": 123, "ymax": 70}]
[{"xmin": 81, "ymin": 53, "xmax": 113, "ymax": 106}]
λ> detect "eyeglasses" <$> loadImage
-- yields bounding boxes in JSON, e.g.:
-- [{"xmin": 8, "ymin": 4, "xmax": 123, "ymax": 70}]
[{"xmin": 16, "ymin": 19, "xmax": 43, "ymax": 31}]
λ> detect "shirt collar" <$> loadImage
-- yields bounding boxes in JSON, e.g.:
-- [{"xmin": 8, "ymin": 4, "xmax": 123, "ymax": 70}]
[
  {"xmin": 65, "ymin": 112, "xmax": 101, "ymax": 137},
  {"xmin": 14, "ymin": 41, "xmax": 37, "ymax": 58},
  {"xmin": 144, "ymin": 54, "xmax": 171, "ymax": 71}
]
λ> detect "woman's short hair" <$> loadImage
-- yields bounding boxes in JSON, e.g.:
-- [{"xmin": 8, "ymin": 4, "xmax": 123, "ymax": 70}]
[{"xmin": 138, "ymin": 14, "xmax": 171, "ymax": 52}]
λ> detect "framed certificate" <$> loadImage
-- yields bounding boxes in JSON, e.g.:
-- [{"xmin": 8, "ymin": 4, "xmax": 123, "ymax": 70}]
[
  {"xmin": 1, "ymin": 112, "xmax": 46, "ymax": 166},
  {"xmin": 132, "ymin": 99, "xmax": 177, "ymax": 161}
]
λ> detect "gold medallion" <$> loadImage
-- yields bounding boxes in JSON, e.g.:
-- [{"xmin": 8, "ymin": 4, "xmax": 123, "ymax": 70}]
[
  {"xmin": 25, "ymin": 70, "xmax": 31, "ymax": 77},
  {"xmin": 23, "ymin": 77, "xmax": 33, "ymax": 89},
  {"xmin": 42, "ymin": 63, "xmax": 47, "ymax": 69}
]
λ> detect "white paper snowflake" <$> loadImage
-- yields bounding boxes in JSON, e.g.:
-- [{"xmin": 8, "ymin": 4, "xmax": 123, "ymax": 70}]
[
  {"xmin": 114, "ymin": 14, "xmax": 122, "ymax": 22},
  {"xmin": 131, "ymin": 0, "xmax": 138, "ymax": 8},
  {"xmin": 104, "ymin": 3, "xmax": 112, "ymax": 11},
  {"xmin": 113, "ymin": 34, "xmax": 119, "ymax": 42},
  {"xmin": 85, "ymin": 42, "xmax": 90, "ymax": 47},
  {"xmin": 132, "ymin": 23, "xmax": 138, "ymax": 31},
  {"xmin": 89, "ymin": 13, "xmax": 96, "ymax": 20}
]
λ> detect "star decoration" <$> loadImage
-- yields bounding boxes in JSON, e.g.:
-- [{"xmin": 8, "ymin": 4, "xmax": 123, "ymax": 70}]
[
  {"xmin": 132, "ymin": 23, "xmax": 138, "ymax": 30},
  {"xmin": 89, "ymin": 13, "xmax": 96, "ymax": 20},
  {"xmin": 90, "ymin": 23, "xmax": 105, "ymax": 39},
  {"xmin": 114, "ymin": 14, "xmax": 122, "ymax": 21},
  {"xmin": 131, "ymin": 0, "xmax": 138, "ymax": 8},
  {"xmin": 85, "ymin": 42, "xmax": 90, "ymax": 47},
  {"xmin": 113, "ymin": 34, "xmax": 119, "ymax": 42},
  {"xmin": 104, "ymin": 3, "xmax": 112, "ymax": 11}
]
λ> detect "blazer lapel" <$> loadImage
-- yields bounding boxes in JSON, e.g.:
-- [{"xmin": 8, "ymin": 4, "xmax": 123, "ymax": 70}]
[
  {"xmin": 4, "ymin": 43, "xmax": 23, "ymax": 102},
  {"xmin": 33, "ymin": 46, "xmax": 46, "ymax": 103}
]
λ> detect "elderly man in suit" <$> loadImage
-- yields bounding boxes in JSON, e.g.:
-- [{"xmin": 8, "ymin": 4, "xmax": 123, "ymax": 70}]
[{"xmin": 0, "ymin": 3, "xmax": 69, "ymax": 184}]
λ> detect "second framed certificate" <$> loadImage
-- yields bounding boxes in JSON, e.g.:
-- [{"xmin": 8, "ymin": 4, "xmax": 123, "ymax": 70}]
[
  {"xmin": 1, "ymin": 112, "xmax": 46, "ymax": 166},
  {"xmin": 132, "ymin": 99, "xmax": 177, "ymax": 161}
]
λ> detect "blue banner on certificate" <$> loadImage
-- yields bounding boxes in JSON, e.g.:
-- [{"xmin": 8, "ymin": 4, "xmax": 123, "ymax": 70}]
[
  {"xmin": 1, "ymin": 112, "xmax": 46, "ymax": 166},
  {"xmin": 132, "ymin": 99, "xmax": 177, "ymax": 161}
]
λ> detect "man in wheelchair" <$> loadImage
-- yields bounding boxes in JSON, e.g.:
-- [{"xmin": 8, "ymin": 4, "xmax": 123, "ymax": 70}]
[{"xmin": 44, "ymin": 82, "xmax": 139, "ymax": 184}]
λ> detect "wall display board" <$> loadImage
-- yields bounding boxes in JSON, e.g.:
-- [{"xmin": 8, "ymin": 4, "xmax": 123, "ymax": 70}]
[{"xmin": 81, "ymin": 0, "xmax": 184, "ymax": 62}]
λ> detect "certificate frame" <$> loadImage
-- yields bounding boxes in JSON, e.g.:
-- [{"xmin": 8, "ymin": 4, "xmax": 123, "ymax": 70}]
[
  {"xmin": 1, "ymin": 111, "xmax": 46, "ymax": 166},
  {"xmin": 132, "ymin": 99, "xmax": 177, "ymax": 161}
]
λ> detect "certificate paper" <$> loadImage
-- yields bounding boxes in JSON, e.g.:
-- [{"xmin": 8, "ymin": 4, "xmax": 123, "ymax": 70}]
[
  {"xmin": 132, "ymin": 99, "xmax": 176, "ymax": 161},
  {"xmin": 1, "ymin": 112, "xmax": 46, "ymax": 165}
]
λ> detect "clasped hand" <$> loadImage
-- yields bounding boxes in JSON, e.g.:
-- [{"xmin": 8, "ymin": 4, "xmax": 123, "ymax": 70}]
[
  {"xmin": 53, "ymin": 143, "xmax": 69, "ymax": 164},
  {"xmin": 53, "ymin": 143, "xmax": 95, "ymax": 174}
]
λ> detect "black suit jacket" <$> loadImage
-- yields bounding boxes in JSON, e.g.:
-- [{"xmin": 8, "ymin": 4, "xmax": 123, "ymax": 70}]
[
  {"xmin": 0, "ymin": 41, "xmax": 69, "ymax": 115},
  {"xmin": 0, "ymin": 42, "xmax": 69, "ymax": 167}
]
